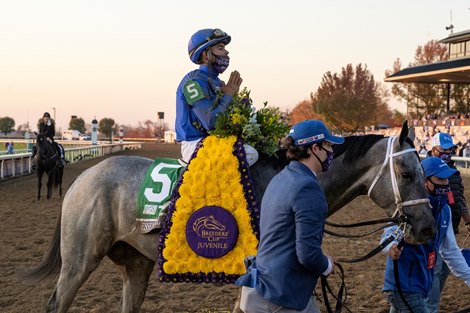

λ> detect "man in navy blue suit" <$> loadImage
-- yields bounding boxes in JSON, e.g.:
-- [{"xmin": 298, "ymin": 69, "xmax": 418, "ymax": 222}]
[{"xmin": 236, "ymin": 120, "xmax": 344, "ymax": 313}]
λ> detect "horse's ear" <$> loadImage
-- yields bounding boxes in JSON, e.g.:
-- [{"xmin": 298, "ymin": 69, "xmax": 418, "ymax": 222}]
[
  {"xmin": 408, "ymin": 125, "xmax": 415, "ymax": 142},
  {"xmin": 398, "ymin": 120, "xmax": 409, "ymax": 146},
  {"xmin": 34, "ymin": 131, "xmax": 38, "ymax": 136}
]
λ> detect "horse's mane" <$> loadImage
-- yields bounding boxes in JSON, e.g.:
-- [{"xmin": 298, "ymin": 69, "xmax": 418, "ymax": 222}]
[
  {"xmin": 333, "ymin": 135, "xmax": 415, "ymax": 163},
  {"xmin": 333, "ymin": 134, "xmax": 384, "ymax": 163},
  {"xmin": 254, "ymin": 134, "xmax": 415, "ymax": 169}
]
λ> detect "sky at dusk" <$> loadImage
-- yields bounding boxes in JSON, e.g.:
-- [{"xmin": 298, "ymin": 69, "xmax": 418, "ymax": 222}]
[{"xmin": 1, "ymin": 0, "xmax": 470, "ymax": 132}]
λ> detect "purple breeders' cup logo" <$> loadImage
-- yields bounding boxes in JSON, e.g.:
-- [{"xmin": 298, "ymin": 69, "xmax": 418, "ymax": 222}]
[{"xmin": 186, "ymin": 206, "xmax": 239, "ymax": 258}]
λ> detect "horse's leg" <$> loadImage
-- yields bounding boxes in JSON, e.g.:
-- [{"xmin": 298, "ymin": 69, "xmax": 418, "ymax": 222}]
[
  {"xmin": 46, "ymin": 170, "xmax": 54, "ymax": 199},
  {"xmin": 108, "ymin": 242, "xmax": 155, "ymax": 313},
  {"xmin": 58, "ymin": 168, "xmax": 63, "ymax": 198},
  {"xmin": 37, "ymin": 169, "xmax": 43, "ymax": 200},
  {"xmin": 47, "ymin": 217, "xmax": 114, "ymax": 312}
]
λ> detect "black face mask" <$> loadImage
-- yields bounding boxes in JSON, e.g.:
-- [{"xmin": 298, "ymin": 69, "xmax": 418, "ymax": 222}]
[
  {"xmin": 427, "ymin": 180, "xmax": 451, "ymax": 196},
  {"xmin": 312, "ymin": 144, "xmax": 334, "ymax": 172}
]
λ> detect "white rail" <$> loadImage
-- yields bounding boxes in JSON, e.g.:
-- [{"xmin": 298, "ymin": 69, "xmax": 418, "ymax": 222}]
[{"xmin": 0, "ymin": 143, "xmax": 141, "ymax": 179}]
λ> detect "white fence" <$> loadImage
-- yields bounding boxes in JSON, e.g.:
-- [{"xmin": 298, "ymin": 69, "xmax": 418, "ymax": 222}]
[{"xmin": 0, "ymin": 143, "xmax": 141, "ymax": 180}]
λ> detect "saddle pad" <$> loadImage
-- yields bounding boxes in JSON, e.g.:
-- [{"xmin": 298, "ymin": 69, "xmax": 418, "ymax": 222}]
[
  {"xmin": 136, "ymin": 158, "xmax": 185, "ymax": 233},
  {"xmin": 158, "ymin": 136, "xmax": 260, "ymax": 284}
]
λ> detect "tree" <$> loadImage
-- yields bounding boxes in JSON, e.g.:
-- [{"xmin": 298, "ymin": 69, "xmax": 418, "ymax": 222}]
[
  {"xmin": 0, "ymin": 117, "xmax": 15, "ymax": 135},
  {"xmin": 288, "ymin": 99, "xmax": 323, "ymax": 124},
  {"xmin": 312, "ymin": 63, "xmax": 385, "ymax": 132},
  {"xmin": 69, "ymin": 117, "xmax": 86, "ymax": 134},
  {"xmin": 98, "ymin": 118, "xmax": 115, "ymax": 139},
  {"xmin": 391, "ymin": 110, "xmax": 407, "ymax": 127},
  {"xmin": 385, "ymin": 40, "xmax": 456, "ymax": 118}
]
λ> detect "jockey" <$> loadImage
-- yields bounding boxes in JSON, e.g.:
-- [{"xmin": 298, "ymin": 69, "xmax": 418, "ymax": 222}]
[
  {"xmin": 32, "ymin": 112, "xmax": 66, "ymax": 167},
  {"xmin": 175, "ymin": 28, "xmax": 258, "ymax": 165}
]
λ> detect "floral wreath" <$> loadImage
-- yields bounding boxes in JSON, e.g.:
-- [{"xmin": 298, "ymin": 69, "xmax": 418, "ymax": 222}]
[{"xmin": 157, "ymin": 136, "xmax": 260, "ymax": 284}]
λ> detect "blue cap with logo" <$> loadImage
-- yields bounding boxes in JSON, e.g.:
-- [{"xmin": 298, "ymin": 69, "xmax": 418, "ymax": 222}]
[
  {"xmin": 432, "ymin": 133, "xmax": 457, "ymax": 150},
  {"xmin": 421, "ymin": 157, "xmax": 457, "ymax": 178},
  {"xmin": 289, "ymin": 120, "xmax": 344, "ymax": 146}
]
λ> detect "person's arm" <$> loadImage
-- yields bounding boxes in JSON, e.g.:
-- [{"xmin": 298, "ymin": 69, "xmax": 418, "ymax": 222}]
[
  {"xmin": 185, "ymin": 71, "xmax": 242, "ymax": 131},
  {"xmin": 440, "ymin": 210, "xmax": 470, "ymax": 287},
  {"xmin": 292, "ymin": 184, "xmax": 331, "ymax": 276},
  {"xmin": 190, "ymin": 79, "xmax": 233, "ymax": 130},
  {"xmin": 451, "ymin": 173, "xmax": 470, "ymax": 233}
]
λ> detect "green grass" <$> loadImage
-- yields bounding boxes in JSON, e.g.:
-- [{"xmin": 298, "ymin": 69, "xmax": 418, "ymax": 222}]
[{"xmin": 0, "ymin": 143, "xmax": 28, "ymax": 152}]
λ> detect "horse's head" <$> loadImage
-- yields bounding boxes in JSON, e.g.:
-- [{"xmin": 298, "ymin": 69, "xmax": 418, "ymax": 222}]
[
  {"xmin": 365, "ymin": 121, "xmax": 435, "ymax": 244},
  {"xmin": 35, "ymin": 132, "xmax": 54, "ymax": 160}
]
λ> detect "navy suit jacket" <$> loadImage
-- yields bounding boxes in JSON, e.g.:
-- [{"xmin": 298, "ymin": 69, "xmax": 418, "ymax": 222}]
[{"xmin": 236, "ymin": 161, "xmax": 330, "ymax": 310}]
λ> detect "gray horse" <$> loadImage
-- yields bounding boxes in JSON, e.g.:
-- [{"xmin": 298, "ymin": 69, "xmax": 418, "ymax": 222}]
[{"xmin": 21, "ymin": 122, "xmax": 435, "ymax": 313}]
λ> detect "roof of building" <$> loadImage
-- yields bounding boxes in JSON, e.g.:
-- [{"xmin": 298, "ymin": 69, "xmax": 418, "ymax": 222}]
[
  {"xmin": 384, "ymin": 28, "xmax": 470, "ymax": 84},
  {"xmin": 384, "ymin": 57, "xmax": 470, "ymax": 84},
  {"xmin": 439, "ymin": 29, "xmax": 470, "ymax": 44}
]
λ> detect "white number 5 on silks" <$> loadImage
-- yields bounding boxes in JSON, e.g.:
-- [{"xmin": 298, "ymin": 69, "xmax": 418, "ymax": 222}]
[
  {"xmin": 144, "ymin": 162, "xmax": 183, "ymax": 203},
  {"xmin": 183, "ymin": 80, "xmax": 205, "ymax": 104}
]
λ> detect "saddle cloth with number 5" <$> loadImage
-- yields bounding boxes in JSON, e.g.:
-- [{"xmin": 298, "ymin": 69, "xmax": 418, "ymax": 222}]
[{"xmin": 136, "ymin": 158, "xmax": 186, "ymax": 233}]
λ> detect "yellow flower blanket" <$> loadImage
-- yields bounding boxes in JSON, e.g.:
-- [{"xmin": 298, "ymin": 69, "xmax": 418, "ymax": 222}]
[{"xmin": 158, "ymin": 136, "xmax": 259, "ymax": 283}]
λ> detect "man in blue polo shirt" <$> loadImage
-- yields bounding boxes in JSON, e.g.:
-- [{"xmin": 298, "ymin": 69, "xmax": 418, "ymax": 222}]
[{"xmin": 236, "ymin": 120, "xmax": 344, "ymax": 313}]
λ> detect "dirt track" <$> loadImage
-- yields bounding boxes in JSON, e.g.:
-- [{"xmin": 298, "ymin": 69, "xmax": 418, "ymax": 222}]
[{"xmin": 1, "ymin": 143, "xmax": 469, "ymax": 313}]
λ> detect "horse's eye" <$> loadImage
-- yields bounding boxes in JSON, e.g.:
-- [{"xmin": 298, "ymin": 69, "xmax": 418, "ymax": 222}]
[{"xmin": 401, "ymin": 172, "xmax": 413, "ymax": 181}]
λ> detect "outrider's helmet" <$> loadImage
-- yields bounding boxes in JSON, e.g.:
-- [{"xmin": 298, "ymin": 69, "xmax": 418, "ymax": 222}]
[
  {"xmin": 188, "ymin": 28, "xmax": 231, "ymax": 64},
  {"xmin": 43, "ymin": 112, "xmax": 51, "ymax": 118}
]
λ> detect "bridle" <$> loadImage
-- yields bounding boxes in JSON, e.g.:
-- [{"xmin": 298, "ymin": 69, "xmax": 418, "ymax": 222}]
[
  {"xmin": 322, "ymin": 136, "xmax": 431, "ymax": 313},
  {"xmin": 326, "ymin": 135, "xmax": 430, "ymax": 260},
  {"xmin": 367, "ymin": 136, "xmax": 430, "ymax": 219}
]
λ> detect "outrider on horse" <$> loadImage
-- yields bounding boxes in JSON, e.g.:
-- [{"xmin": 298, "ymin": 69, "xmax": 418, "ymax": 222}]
[
  {"xmin": 20, "ymin": 122, "xmax": 435, "ymax": 313},
  {"xmin": 33, "ymin": 132, "xmax": 63, "ymax": 200}
]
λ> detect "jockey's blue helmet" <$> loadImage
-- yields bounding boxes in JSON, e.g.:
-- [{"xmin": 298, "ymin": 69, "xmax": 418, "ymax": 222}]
[
  {"xmin": 289, "ymin": 120, "xmax": 344, "ymax": 146},
  {"xmin": 188, "ymin": 28, "xmax": 231, "ymax": 64}
]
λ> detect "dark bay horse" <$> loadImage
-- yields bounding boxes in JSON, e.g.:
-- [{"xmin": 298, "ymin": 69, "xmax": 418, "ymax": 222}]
[
  {"xmin": 22, "ymin": 122, "xmax": 435, "ymax": 313},
  {"xmin": 34, "ymin": 133, "xmax": 63, "ymax": 200}
]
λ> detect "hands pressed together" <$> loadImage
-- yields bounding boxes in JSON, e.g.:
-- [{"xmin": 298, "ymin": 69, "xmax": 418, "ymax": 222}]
[{"xmin": 221, "ymin": 70, "xmax": 243, "ymax": 97}]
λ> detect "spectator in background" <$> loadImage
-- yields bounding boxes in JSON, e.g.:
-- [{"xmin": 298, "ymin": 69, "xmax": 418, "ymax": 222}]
[
  {"xmin": 419, "ymin": 144, "xmax": 427, "ymax": 155},
  {"xmin": 464, "ymin": 143, "xmax": 470, "ymax": 158},
  {"xmin": 6, "ymin": 142, "xmax": 14, "ymax": 154}
]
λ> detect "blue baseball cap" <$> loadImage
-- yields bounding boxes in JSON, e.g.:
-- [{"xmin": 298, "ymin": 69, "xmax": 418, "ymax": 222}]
[
  {"xmin": 421, "ymin": 157, "xmax": 456, "ymax": 179},
  {"xmin": 432, "ymin": 133, "xmax": 456, "ymax": 150},
  {"xmin": 289, "ymin": 120, "xmax": 344, "ymax": 146}
]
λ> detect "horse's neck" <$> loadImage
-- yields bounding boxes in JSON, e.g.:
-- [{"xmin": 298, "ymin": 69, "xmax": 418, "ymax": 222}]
[
  {"xmin": 319, "ymin": 143, "xmax": 386, "ymax": 216},
  {"xmin": 319, "ymin": 167, "xmax": 367, "ymax": 216}
]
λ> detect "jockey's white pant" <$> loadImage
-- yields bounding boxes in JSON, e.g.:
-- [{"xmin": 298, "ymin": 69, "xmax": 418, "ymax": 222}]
[
  {"xmin": 181, "ymin": 138, "xmax": 259, "ymax": 166},
  {"xmin": 240, "ymin": 286, "xmax": 320, "ymax": 313}
]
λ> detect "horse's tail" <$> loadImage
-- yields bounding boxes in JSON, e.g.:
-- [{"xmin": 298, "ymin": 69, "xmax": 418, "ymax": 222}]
[{"xmin": 17, "ymin": 211, "xmax": 62, "ymax": 283}]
